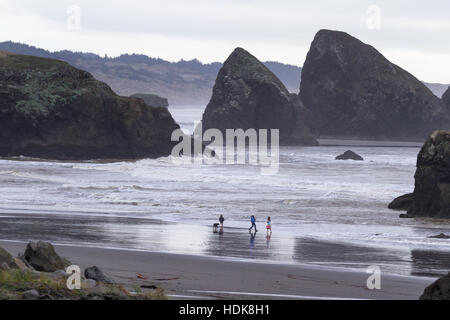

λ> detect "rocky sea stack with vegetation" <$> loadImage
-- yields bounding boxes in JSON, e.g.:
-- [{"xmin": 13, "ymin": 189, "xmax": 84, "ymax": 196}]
[
  {"xmin": 299, "ymin": 30, "xmax": 450, "ymax": 141},
  {"xmin": 390, "ymin": 130, "xmax": 450, "ymax": 218},
  {"xmin": 0, "ymin": 51, "xmax": 179, "ymax": 160},
  {"xmin": 202, "ymin": 48, "xmax": 318, "ymax": 146}
]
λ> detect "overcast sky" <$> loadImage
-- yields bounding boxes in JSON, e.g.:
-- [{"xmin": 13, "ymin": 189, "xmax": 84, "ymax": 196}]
[{"xmin": 1, "ymin": 0, "xmax": 450, "ymax": 83}]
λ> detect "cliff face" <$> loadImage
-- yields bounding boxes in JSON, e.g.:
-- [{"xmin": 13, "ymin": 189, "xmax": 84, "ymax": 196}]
[
  {"xmin": 408, "ymin": 131, "xmax": 450, "ymax": 218},
  {"xmin": 443, "ymin": 87, "xmax": 450, "ymax": 108},
  {"xmin": 0, "ymin": 52, "xmax": 179, "ymax": 160},
  {"xmin": 391, "ymin": 131, "xmax": 450, "ymax": 218},
  {"xmin": 299, "ymin": 30, "xmax": 449, "ymax": 141},
  {"xmin": 202, "ymin": 48, "xmax": 318, "ymax": 146}
]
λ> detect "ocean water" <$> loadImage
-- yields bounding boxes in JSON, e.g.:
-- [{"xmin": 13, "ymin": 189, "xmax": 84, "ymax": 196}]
[{"xmin": 1, "ymin": 105, "xmax": 450, "ymax": 277}]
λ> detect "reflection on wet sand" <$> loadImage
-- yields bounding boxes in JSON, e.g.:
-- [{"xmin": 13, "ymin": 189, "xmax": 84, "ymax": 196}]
[
  {"xmin": 205, "ymin": 228, "xmax": 278, "ymax": 260},
  {"xmin": 411, "ymin": 250, "xmax": 450, "ymax": 277},
  {"xmin": 293, "ymin": 238, "xmax": 411, "ymax": 275},
  {"xmin": 1, "ymin": 212, "xmax": 450, "ymax": 278}
]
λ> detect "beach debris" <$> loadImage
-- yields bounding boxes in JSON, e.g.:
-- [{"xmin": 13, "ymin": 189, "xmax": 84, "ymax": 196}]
[
  {"xmin": 420, "ymin": 272, "xmax": 450, "ymax": 300},
  {"xmin": 24, "ymin": 241, "xmax": 70, "ymax": 272},
  {"xmin": 141, "ymin": 285, "xmax": 157, "ymax": 290},
  {"xmin": 85, "ymin": 266, "xmax": 115, "ymax": 284},
  {"xmin": 428, "ymin": 233, "xmax": 450, "ymax": 239},
  {"xmin": 136, "ymin": 273, "xmax": 148, "ymax": 280},
  {"xmin": 335, "ymin": 150, "xmax": 364, "ymax": 161},
  {"xmin": 155, "ymin": 277, "xmax": 180, "ymax": 281}
]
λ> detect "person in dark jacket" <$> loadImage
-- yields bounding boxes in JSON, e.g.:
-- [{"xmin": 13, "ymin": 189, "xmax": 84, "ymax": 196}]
[
  {"xmin": 219, "ymin": 215, "xmax": 225, "ymax": 229},
  {"xmin": 249, "ymin": 215, "xmax": 257, "ymax": 232}
]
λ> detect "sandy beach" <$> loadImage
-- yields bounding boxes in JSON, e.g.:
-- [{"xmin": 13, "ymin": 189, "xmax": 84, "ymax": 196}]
[{"xmin": 0, "ymin": 240, "xmax": 434, "ymax": 300}]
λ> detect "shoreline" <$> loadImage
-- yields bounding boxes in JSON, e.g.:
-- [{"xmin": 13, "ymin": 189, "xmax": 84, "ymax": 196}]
[{"xmin": 0, "ymin": 240, "xmax": 434, "ymax": 300}]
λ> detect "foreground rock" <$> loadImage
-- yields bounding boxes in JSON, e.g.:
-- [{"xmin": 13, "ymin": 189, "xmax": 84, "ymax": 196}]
[
  {"xmin": 202, "ymin": 48, "xmax": 318, "ymax": 146},
  {"xmin": 0, "ymin": 51, "xmax": 180, "ymax": 160},
  {"xmin": 391, "ymin": 131, "xmax": 450, "ymax": 218},
  {"xmin": 388, "ymin": 193, "xmax": 414, "ymax": 211},
  {"xmin": 299, "ymin": 30, "xmax": 449, "ymax": 141},
  {"xmin": 0, "ymin": 247, "xmax": 27, "ymax": 270},
  {"xmin": 335, "ymin": 150, "xmax": 364, "ymax": 161},
  {"xmin": 85, "ymin": 266, "xmax": 115, "ymax": 284},
  {"xmin": 131, "ymin": 93, "xmax": 169, "ymax": 108},
  {"xmin": 0, "ymin": 242, "xmax": 165, "ymax": 300},
  {"xmin": 24, "ymin": 241, "xmax": 70, "ymax": 272},
  {"xmin": 22, "ymin": 289, "xmax": 40, "ymax": 300},
  {"xmin": 420, "ymin": 272, "xmax": 450, "ymax": 300},
  {"xmin": 0, "ymin": 247, "xmax": 14, "ymax": 268}
]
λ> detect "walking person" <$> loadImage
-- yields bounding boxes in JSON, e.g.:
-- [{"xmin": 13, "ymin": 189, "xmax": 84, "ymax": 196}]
[
  {"xmin": 219, "ymin": 214, "xmax": 225, "ymax": 230},
  {"xmin": 266, "ymin": 216, "xmax": 272, "ymax": 235},
  {"xmin": 249, "ymin": 215, "xmax": 257, "ymax": 232}
]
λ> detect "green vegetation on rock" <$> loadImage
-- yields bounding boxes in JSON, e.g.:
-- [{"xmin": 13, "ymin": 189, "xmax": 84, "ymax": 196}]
[{"xmin": 0, "ymin": 51, "xmax": 180, "ymax": 160}]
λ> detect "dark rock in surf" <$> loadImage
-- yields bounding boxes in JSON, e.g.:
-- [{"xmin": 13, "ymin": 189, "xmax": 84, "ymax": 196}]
[
  {"xmin": 388, "ymin": 193, "xmax": 414, "ymax": 211},
  {"xmin": 335, "ymin": 150, "xmax": 363, "ymax": 161},
  {"xmin": 420, "ymin": 272, "xmax": 450, "ymax": 300},
  {"xmin": 202, "ymin": 48, "xmax": 318, "ymax": 146},
  {"xmin": 0, "ymin": 51, "xmax": 180, "ymax": 160},
  {"xmin": 393, "ymin": 131, "xmax": 450, "ymax": 218},
  {"xmin": 428, "ymin": 233, "xmax": 450, "ymax": 239},
  {"xmin": 299, "ymin": 30, "xmax": 449, "ymax": 141}
]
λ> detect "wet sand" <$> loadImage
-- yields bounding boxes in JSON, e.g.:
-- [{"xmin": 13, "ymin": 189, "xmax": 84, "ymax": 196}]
[{"xmin": 0, "ymin": 240, "xmax": 434, "ymax": 300}]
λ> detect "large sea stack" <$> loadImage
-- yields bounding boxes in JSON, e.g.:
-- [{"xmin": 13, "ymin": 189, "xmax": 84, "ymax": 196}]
[
  {"xmin": 390, "ymin": 131, "xmax": 450, "ymax": 218},
  {"xmin": 202, "ymin": 48, "xmax": 318, "ymax": 146},
  {"xmin": 0, "ymin": 51, "xmax": 179, "ymax": 160},
  {"xmin": 299, "ymin": 30, "xmax": 449, "ymax": 141}
]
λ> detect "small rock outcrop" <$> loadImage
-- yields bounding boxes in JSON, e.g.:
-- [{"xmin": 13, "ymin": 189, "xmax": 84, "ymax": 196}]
[
  {"xmin": 202, "ymin": 48, "xmax": 318, "ymax": 146},
  {"xmin": 131, "ymin": 93, "xmax": 169, "ymax": 108},
  {"xmin": 428, "ymin": 233, "xmax": 450, "ymax": 239},
  {"xmin": 388, "ymin": 193, "xmax": 414, "ymax": 211},
  {"xmin": 420, "ymin": 272, "xmax": 450, "ymax": 300},
  {"xmin": 85, "ymin": 266, "xmax": 115, "ymax": 284},
  {"xmin": 299, "ymin": 30, "xmax": 449, "ymax": 141},
  {"xmin": 0, "ymin": 52, "xmax": 180, "ymax": 160},
  {"xmin": 24, "ymin": 241, "xmax": 70, "ymax": 272},
  {"xmin": 391, "ymin": 131, "xmax": 450, "ymax": 218},
  {"xmin": 335, "ymin": 150, "xmax": 364, "ymax": 161}
]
